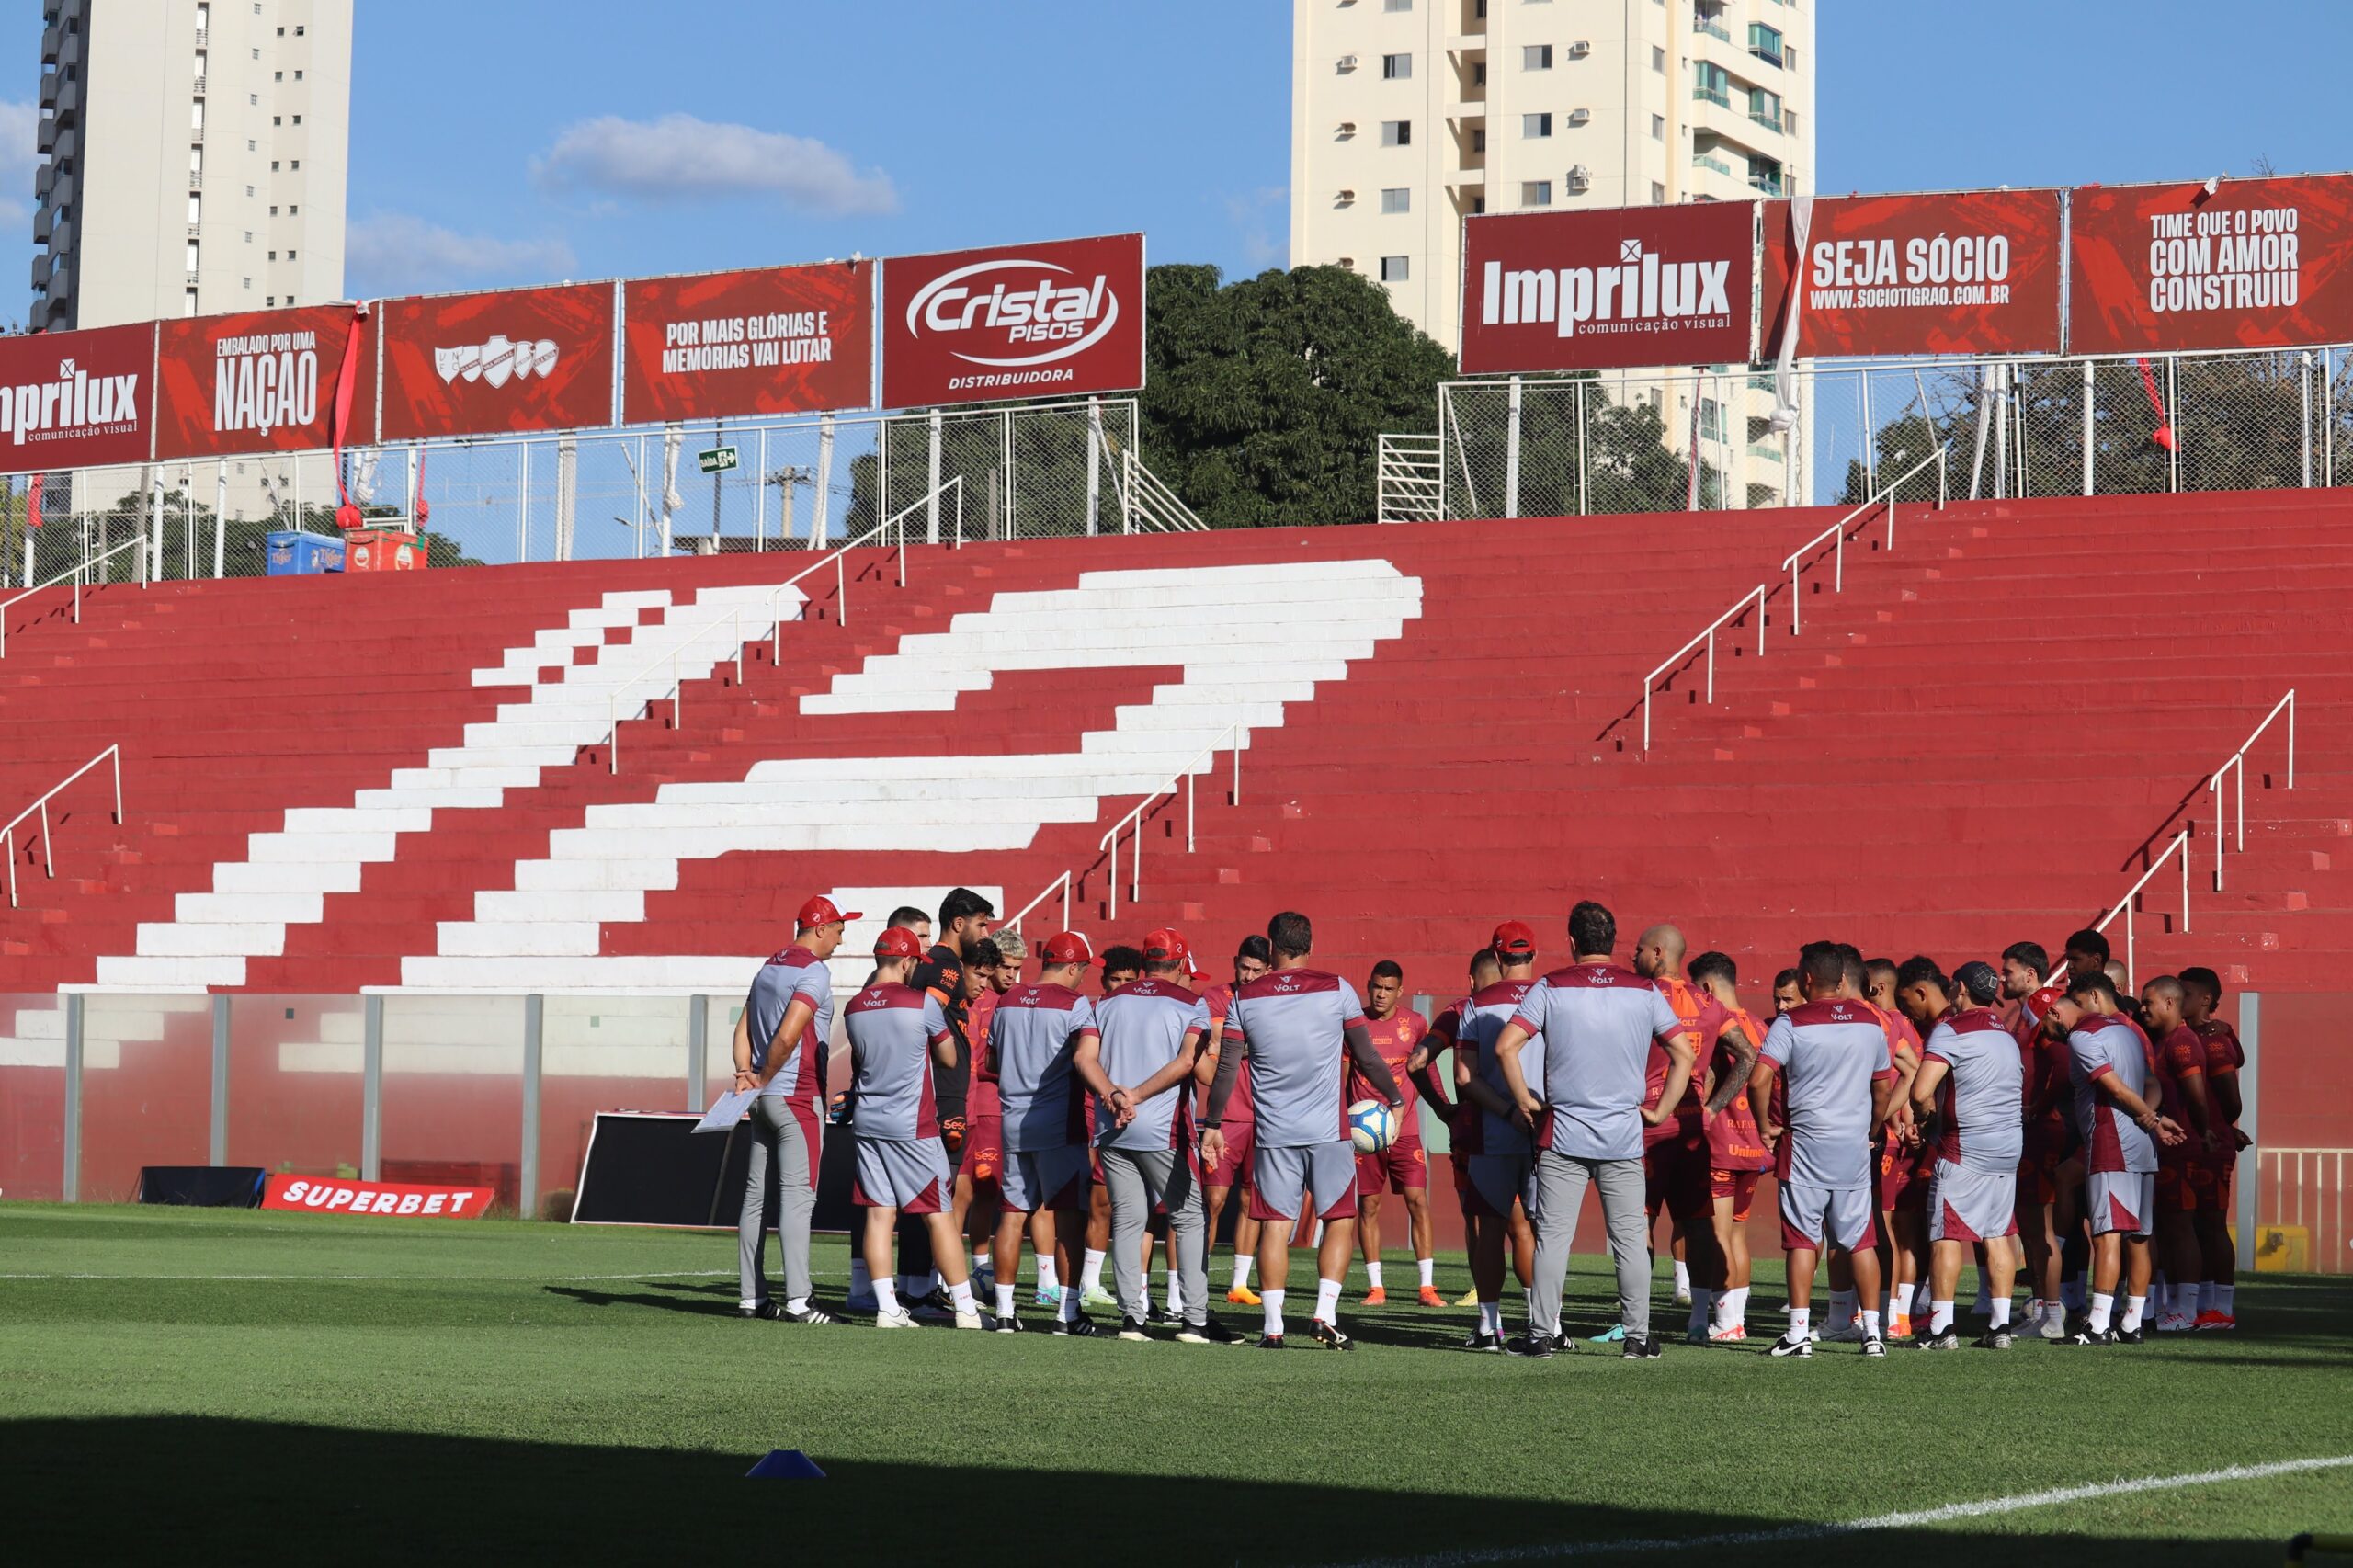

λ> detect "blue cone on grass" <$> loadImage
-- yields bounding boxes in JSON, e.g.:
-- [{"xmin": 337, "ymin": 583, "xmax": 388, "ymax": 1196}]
[{"xmin": 746, "ymin": 1449, "xmax": 826, "ymax": 1479}]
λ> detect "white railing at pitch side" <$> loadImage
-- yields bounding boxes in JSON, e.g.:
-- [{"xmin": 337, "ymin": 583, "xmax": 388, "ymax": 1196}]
[
  {"xmin": 1641, "ymin": 585, "xmax": 1767, "ymax": 752},
  {"xmin": 1119, "ymin": 450, "xmax": 1210, "ymax": 534},
  {"xmin": 2095, "ymin": 827, "xmax": 2191, "ymax": 988},
  {"xmin": 2211, "ymin": 690, "xmax": 2297, "ymax": 891},
  {"xmin": 1377, "ymin": 433, "xmax": 1445, "ymax": 524},
  {"xmin": 2259, "ymin": 1147, "xmax": 2351, "ymax": 1272},
  {"xmin": 3, "ymin": 744, "xmax": 123, "ymax": 909},
  {"xmin": 1003, "ymin": 870, "xmax": 1074, "ymax": 938},
  {"xmin": 1101, "ymin": 722, "xmax": 1244, "ymax": 920},
  {"xmin": 1780, "ymin": 444, "xmax": 1949, "ymax": 638},
  {"xmin": 0, "ymin": 534, "xmax": 148, "ymax": 658}
]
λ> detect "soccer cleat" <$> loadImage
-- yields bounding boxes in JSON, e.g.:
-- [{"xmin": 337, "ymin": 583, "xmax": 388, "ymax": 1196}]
[
  {"xmin": 1311, "ymin": 1319, "xmax": 1356, "ymax": 1351},
  {"xmin": 1885, "ymin": 1313, "xmax": 1914, "ymax": 1342},
  {"xmin": 1418, "ymin": 1285, "xmax": 1448, "ymax": 1308},
  {"xmin": 1080, "ymin": 1285, "xmax": 1118, "ymax": 1310},
  {"xmin": 1255, "ymin": 1333, "xmax": 1287, "ymax": 1349},
  {"xmin": 1860, "ymin": 1335, "xmax": 1887, "ymax": 1358},
  {"xmin": 994, "ymin": 1312, "xmax": 1027, "ymax": 1334},
  {"xmin": 1708, "ymin": 1323, "xmax": 1748, "ymax": 1344},
  {"xmin": 1226, "ymin": 1285, "xmax": 1263, "ymax": 1307},
  {"xmin": 2195, "ymin": 1311, "xmax": 2236, "ymax": 1332},
  {"xmin": 1454, "ymin": 1286, "xmax": 1481, "ymax": 1307},
  {"xmin": 2114, "ymin": 1325, "xmax": 2145, "ymax": 1345},
  {"xmin": 1117, "ymin": 1316, "xmax": 1152, "ymax": 1342},
  {"xmin": 874, "ymin": 1306, "xmax": 918, "ymax": 1329},
  {"xmin": 782, "ymin": 1304, "xmax": 837, "ymax": 1326},
  {"xmin": 1973, "ymin": 1326, "xmax": 2015, "ymax": 1350},
  {"xmin": 2065, "ymin": 1327, "xmax": 2117, "ymax": 1346},
  {"xmin": 1460, "ymin": 1329, "xmax": 1506, "ymax": 1353},
  {"xmin": 1053, "ymin": 1312, "xmax": 1100, "ymax": 1338},
  {"xmin": 1768, "ymin": 1332, "xmax": 1813, "ymax": 1358},
  {"xmin": 1361, "ymin": 1286, "xmax": 1388, "ymax": 1306},
  {"xmin": 1033, "ymin": 1285, "xmax": 1063, "ymax": 1309},
  {"xmin": 1917, "ymin": 1327, "xmax": 1961, "ymax": 1351},
  {"xmin": 1176, "ymin": 1319, "xmax": 1243, "ymax": 1345},
  {"xmin": 1506, "ymin": 1332, "xmax": 1559, "ymax": 1359},
  {"xmin": 738, "ymin": 1301, "xmax": 779, "ymax": 1320},
  {"xmin": 2040, "ymin": 1312, "xmax": 2068, "ymax": 1342},
  {"xmin": 1672, "ymin": 1287, "xmax": 1692, "ymax": 1306},
  {"xmin": 1685, "ymin": 1327, "xmax": 1711, "ymax": 1346},
  {"xmin": 2154, "ymin": 1312, "xmax": 2198, "ymax": 1334},
  {"xmin": 1624, "ymin": 1335, "xmax": 1663, "ymax": 1360},
  {"xmin": 1150, "ymin": 1306, "xmax": 1183, "ymax": 1327},
  {"xmin": 1587, "ymin": 1323, "xmax": 1626, "ymax": 1345},
  {"xmin": 953, "ymin": 1310, "xmax": 986, "ymax": 1331},
  {"xmin": 912, "ymin": 1289, "xmax": 958, "ymax": 1323},
  {"xmin": 2063, "ymin": 1308, "xmax": 2088, "ymax": 1339}
]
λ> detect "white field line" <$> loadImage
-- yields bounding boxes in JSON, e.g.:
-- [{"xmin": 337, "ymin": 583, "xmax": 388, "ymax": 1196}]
[
  {"xmin": 0, "ymin": 1268, "xmax": 745, "ymax": 1283},
  {"xmin": 1328, "ymin": 1455, "xmax": 2353, "ymax": 1568}
]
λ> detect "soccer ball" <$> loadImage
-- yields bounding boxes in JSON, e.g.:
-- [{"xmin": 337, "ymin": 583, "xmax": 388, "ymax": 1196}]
[{"xmin": 1348, "ymin": 1099, "xmax": 1400, "ymax": 1154}]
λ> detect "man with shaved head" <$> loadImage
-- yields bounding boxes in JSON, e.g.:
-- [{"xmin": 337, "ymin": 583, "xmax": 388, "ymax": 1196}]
[
  {"xmin": 1631, "ymin": 923, "xmax": 1745, "ymax": 1343},
  {"xmin": 2140, "ymin": 974, "xmax": 2217, "ymax": 1332}
]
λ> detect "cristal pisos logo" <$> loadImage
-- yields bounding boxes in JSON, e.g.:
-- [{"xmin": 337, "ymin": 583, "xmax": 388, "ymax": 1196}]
[{"xmin": 904, "ymin": 259, "xmax": 1120, "ymax": 368}]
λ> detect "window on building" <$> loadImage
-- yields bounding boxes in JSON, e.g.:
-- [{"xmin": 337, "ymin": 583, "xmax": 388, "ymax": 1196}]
[
  {"xmin": 1783, "ymin": 108, "xmax": 1801, "ymax": 137},
  {"xmin": 1521, "ymin": 180, "xmax": 1552, "ymax": 206},
  {"xmin": 274, "ymin": 70, "xmax": 282, "ymax": 81},
  {"xmin": 290, "ymin": 160, "xmax": 300, "ymax": 169},
  {"xmin": 1471, "ymin": 194, "xmax": 1485, "ymax": 213},
  {"xmin": 1382, "ymin": 52, "xmax": 1412, "ymax": 79},
  {"xmin": 1748, "ymin": 153, "xmax": 1783, "ymax": 195},
  {"xmin": 270, "ymin": 160, "xmax": 279, "ymax": 170},
  {"xmin": 268, "ymin": 206, "xmax": 277, "ymax": 215},
  {"xmin": 190, "ymin": 147, "xmax": 203, "ymax": 177},
  {"xmin": 1749, "ymin": 86, "xmax": 1781, "ymax": 130},
  {"xmin": 1380, "ymin": 256, "xmax": 1410, "ymax": 282},
  {"xmin": 1381, "ymin": 187, "xmax": 1411, "ymax": 213},
  {"xmin": 185, "ymin": 288, "xmax": 199, "ymax": 316},
  {"xmin": 1381, "ymin": 120, "xmax": 1412, "ymax": 147},
  {"xmin": 1472, "ymin": 61, "xmax": 1486, "ymax": 85},
  {"xmin": 198, "ymin": 3, "xmax": 210, "ymax": 30},
  {"xmin": 294, "ymin": 70, "xmax": 304, "ymax": 80},
  {"xmin": 267, "ymin": 295, "xmax": 274, "ymax": 306},
  {"xmin": 1523, "ymin": 43, "xmax": 1552, "ymax": 69},
  {"xmin": 193, "ymin": 51, "xmax": 206, "ymax": 76},
  {"xmin": 296, "ymin": 23, "xmax": 305, "ymax": 33},
  {"xmin": 288, "ymin": 249, "xmax": 296, "ymax": 259},
  {"xmin": 191, "ymin": 100, "xmax": 206, "ymax": 130},
  {"xmin": 248, "ymin": 93, "xmax": 257, "ymax": 105},
  {"xmin": 289, "ymin": 204, "xmax": 298, "ymax": 214},
  {"xmin": 1699, "ymin": 397, "xmax": 1722, "ymax": 440},
  {"xmin": 1652, "ymin": 180, "xmax": 1666, "ymax": 203},
  {"xmin": 188, "ymin": 193, "xmax": 200, "ymax": 224},
  {"xmin": 1748, "ymin": 22, "xmax": 1784, "ymax": 65},
  {"xmin": 1650, "ymin": 113, "xmax": 1665, "ymax": 140},
  {"xmin": 292, "ymin": 115, "xmax": 301, "ymax": 124},
  {"xmin": 1652, "ymin": 45, "xmax": 1665, "ymax": 72},
  {"xmin": 244, "ymin": 230, "xmax": 252, "ymax": 241},
  {"xmin": 1471, "ymin": 127, "xmax": 1486, "ymax": 152},
  {"xmin": 267, "ymin": 250, "xmax": 276, "ymax": 260},
  {"xmin": 273, "ymin": 116, "xmax": 281, "ymax": 126},
  {"xmin": 1522, "ymin": 112, "xmax": 1552, "ymax": 138},
  {"xmin": 250, "ymin": 48, "xmax": 259, "ymax": 60},
  {"xmin": 1384, "ymin": 0, "xmax": 1411, "ymax": 10},
  {"xmin": 187, "ymin": 241, "xmax": 200, "ymax": 271},
  {"xmin": 1694, "ymin": 61, "xmax": 1730, "ymax": 107},
  {"xmin": 277, "ymin": 25, "xmax": 284, "ymax": 34}
]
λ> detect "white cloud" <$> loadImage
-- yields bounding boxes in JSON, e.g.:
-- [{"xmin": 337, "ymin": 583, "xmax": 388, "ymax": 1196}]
[
  {"xmin": 532, "ymin": 113, "xmax": 898, "ymax": 217},
  {"xmin": 345, "ymin": 212, "xmax": 576, "ymax": 297}
]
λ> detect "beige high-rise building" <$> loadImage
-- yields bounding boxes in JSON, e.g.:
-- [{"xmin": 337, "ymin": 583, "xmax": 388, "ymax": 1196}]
[{"xmin": 33, "ymin": 0, "xmax": 353, "ymax": 333}]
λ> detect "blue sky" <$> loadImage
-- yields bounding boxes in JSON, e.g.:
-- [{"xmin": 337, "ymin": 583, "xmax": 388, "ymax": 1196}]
[{"xmin": 13, "ymin": 0, "xmax": 2353, "ymax": 301}]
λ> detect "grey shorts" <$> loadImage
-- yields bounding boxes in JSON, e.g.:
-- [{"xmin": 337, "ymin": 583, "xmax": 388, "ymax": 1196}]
[
  {"xmin": 1467, "ymin": 1152, "xmax": 1534, "ymax": 1221},
  {"xmin": 1002, "ymin": 1143, "xmax": 1090, "ymax": 1213},
  {"xmin": 852, "ymin": 1137, "xmax": 950, "ymax": 1215},
  {"xmin": 1927, "ymin": 1160, "xmax": 2018, "ymax": 1244},
  {"xmin": 1250, "ymin": 1140, "xmax": 1358, "ymax": 1222},
  {"xmin": 2087, "ymin": 1169, "xmax": 2155, "ymax": 1237},
  {"xmin": 1778, "ymin": 1179, "xmax": 1877, "ymax": 1253}
]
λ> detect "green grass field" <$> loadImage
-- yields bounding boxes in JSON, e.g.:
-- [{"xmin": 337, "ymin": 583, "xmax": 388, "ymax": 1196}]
[{"xmin": 6, "ymin": 1203, "xmax": 2349, "ymax": 1566}]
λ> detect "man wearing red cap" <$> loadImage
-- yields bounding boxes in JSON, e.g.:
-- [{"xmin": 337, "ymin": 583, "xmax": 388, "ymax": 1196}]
[
  {"xmin": 986, "ymin": 930, "xmax": 1105, "ymax": 1334},
  {"xmin": 733, "ymin": 894, "xmax": 857, "ymax": 1324},
  {"xmin": 845, "ymin": 925, "xmax": 983, "ymax": 1330}
]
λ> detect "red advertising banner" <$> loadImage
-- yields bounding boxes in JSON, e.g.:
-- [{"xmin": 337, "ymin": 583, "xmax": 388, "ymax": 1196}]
[
  {"xmin": 153, "ymin": 304, "xmax": 376, "ymax": 460},
  {"xmin": 881, "ymin": 233, "xmax": 1144, "ymax": 408},
  {"xmin": 378, "ymin": 281, "xmax": 615, "ymax": 440},
  {"xmin": 622, "ymin": 261, "xmax": 873, "ymax": 423},
  {"xmin": 2069, "ymin": 175, "xmax": 2353, "ymax": 354},
  {"xmin": 261, "ymin": 1173, "xmax": 493, "ymax": 1218},
  {"xmin": 1759, "ymin": 190, "xmax": 2064, "ymax": 358},
  {"xmin": 1459, "ymin": 204, "xmax": 1755, "ymax": 374},
  {"xmin": 0, "ymin": 323, "xmax": 155, "ymax": 473}
]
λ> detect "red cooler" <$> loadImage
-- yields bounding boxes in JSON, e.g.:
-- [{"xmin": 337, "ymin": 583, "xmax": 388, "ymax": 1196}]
[{"xmin": 343, "ymin": 529, "xmax": 428, "ymax": 573}]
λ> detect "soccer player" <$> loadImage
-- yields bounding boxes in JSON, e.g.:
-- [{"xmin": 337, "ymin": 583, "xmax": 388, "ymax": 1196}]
[
  {"xmin": 2140, "ymin": 975, "xmax": 2217, "ymax": 1332},
  {"xmin": 1427, "ymin": 925, "xmax": 1542, "ymax": 1350},
  {"xmin": 1487, "ymin": 900, "xmax": 1692, "ymax": 1360},
  {"xmin": 1689, "ymin": 950, "xmax": 1769, "ymax": 1342},
  {"xmin": 1199, "ymin": 935, "xmax": 1273, "ymax": 1305},
  {"xmin": 1772, "ymin": 969, "xmax": 1805, "ymax": 1017},
  {"xmin": 1864, "ymin": 957, "xmax": 1931, "ymax": 1338},
  {"xmin": 987, "ymin": 931, "xmax": 1105, "ymax": 1335},
  {"xmin": 1101, "ymin": 946, "xmax": 1145, "ymax": 994},
  {"xmin": 1076, "ymin": 943, "xmax": 1150, "ymax": 1312},
  {"xmin": 2051, "ymin": 971, "xmax": 2187, "ymax": 1345},
  {"xmin": 845, "ymin": 903, "xmax": 938, "ymax": 1312},
  {"xmin": 1999, "ymin": 939, "xmax": 2071, "ymax": 1337},
  {"xmin": 1076, "ymin": 927, "xmax": 1238, "ymax": 1344},
  {"xmin": 1631, "ymin": 925, "xmax": 1741, "ymax": 1342},
  {"xmin": 1900, "ymin": 958, "xmax": 2025, "ymax": 1350},
  {"xmin": 733, "ymin": 894, "xmax": 854, "ymax": 1324},
  {"xmin": 1202, "ymin": 911, "xmax": 1402, "ymax": 1350},
  {"xmin": 897, "ymin": 888, "xmax": 995, "ymax": 1314},
  {"xmin": 1750, "ymin": 942, "xmax": 1901, "ymax": 1358},
  {"xmin": 845, "ymin": 926, "xmax": 983, "ymax": 1330},
  {"xmin": 1356, "ymin": 960, "xmax": 1443, "ymax": 1307},
  {"xmin": 952, "ymin": 939, "xmax": 1007, "ymax": 1292},
  {"xmin": 2180, "ymin": 966, "xmax": 2248, "ymax": 1329}
]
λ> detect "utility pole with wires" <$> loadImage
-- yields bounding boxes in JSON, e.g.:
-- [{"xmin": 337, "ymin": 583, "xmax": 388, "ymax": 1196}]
[{"xmin": 766, "ymin": 465, "xmax": 814, "ymax": 552}]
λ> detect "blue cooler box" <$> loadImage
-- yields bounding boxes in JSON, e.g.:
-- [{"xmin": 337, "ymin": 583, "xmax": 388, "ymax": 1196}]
[{"xmin": 266, "ymin": 530, "xmax": 346, "ymax": 575}]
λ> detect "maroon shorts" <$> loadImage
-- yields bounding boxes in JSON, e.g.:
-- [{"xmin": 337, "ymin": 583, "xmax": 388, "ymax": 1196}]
[
  {"xmin": 956, "ymin": 1116, "xmax": 1005, "ymax": 1193},
  {"xmin": 1644, "ymin": 1136, "xmax": 1711, "ymax": 1223},
  {"xmin": 1711, "ymin": 1167, "xmax": 1765, "ymax": 1223},
  {"xmin": 1357, "ymin": 1136, "xmax": 1428, "ymax": 1197},
  {"xmin": 2155, "ymin": 1161, "xmax": 2199, "ymax": 1214},
  {"xmin": 2190, "ymin": 1155, "xmax": 2231, "ymax": 1213},
  {"xmin": 1207, "ymin": 1119, "xmax": 1255, "ymax": 1190}
]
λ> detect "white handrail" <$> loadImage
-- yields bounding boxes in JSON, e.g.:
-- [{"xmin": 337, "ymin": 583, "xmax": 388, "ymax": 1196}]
[
  {"xmin": 2210, "ymin": 689, "xmax": 2296, "ymax": 890},
  {"xmin": 1003, "ymin": 870, "xmax": 1074, "ymax": 937},
  {"xmin": 1120, "ymin": 450, "xmax": 1209, "ymax": 534},
  {"xmin": 605, "ymin": 608, "xmax": 745, "ymax": 774},
  {"xmin": 4, "ymin": 744, "xmax": 123, "ymax": 908},
  {"xmin": 766, "ymin": 475, "xmax": 961, "ymax": 658},
  {"xmin": 1780, "ymin": 444, "xmax": 1949, "ymax": 637},
  {"xmin": 1642, "ymin": 585, "xmax": 1766, "ymax": 752},
  {"xmin": 2094, "ymin": 827, "xmax": 2190, "ymax": 988},
  {"xmin": 1101, "ymin": 722, "xmax": 1244, "ymax": 919},
  {"xmin": 0, "ymin": 534, "xmax": 148, "ymax": 658}
]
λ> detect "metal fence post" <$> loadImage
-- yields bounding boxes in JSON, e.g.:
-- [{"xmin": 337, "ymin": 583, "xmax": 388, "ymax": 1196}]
[
  {"xmin": 1504, "ymin": 376, "xmax": 1523, "ymax": 519},
  {"xmin": 1574, "ymin": 381, "xmax": 1589, "ymax": 516},
  {"xmin": 2235, "ymin": 991, "xmax": 2259, "ymax": 1274},
  {"xmin": 1086, "ymin": 397, "xmax": 1105, "ymax": 537},
  {"xmin": 213, "ymin": 459, "xmax": 227, "ymax": 578},
  {"xmin": 210, "ymin": 994, "xmax": 230, "ymax": 1166},
  {"xmin": 926, "ymin": 410, "xmax": 943, "ymax": 544},
  {"xmin": 360, "ymin": 994, "xmax": 383, "ymax": 1181},
  {"xmin": 517, "ymin": 441, "xmax": 532, "ymax": 564},
  {"xmin": 2302, "ymin": 351, "xmax": 2315, "ymax": 489},
  {"xmin": 688, "ymin": 994, "xmax": 709, "ymax": 1114},
  {"xmin": 2166, "ymin": 356, "xmax": 2181, "ymax": 492},
  {"xmin": 520, "ymin": 994, "xmax": 543, "ymax": 1220},
  {"xmin": 62, "ymin": 994, "xmax": 83, "ymax": 1202},
  {"xmin": 2081, "ymin": 358, "xmax": 2097, "ymax": 496}
]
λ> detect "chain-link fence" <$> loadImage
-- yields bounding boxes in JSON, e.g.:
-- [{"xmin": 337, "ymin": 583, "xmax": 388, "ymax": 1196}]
[
  {"xmin": 1432, "ymin": 344, "xmax": 2353, "ymax": 522},
  {"xmin": 0, "ymin": 396, "xmax": 1150, "ymax": 586}
]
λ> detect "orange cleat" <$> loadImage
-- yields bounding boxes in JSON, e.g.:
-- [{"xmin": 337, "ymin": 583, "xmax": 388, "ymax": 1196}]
[
  {"xmin": 2194, "ymin": 1310, "xmax": 2236, "ymax": 1332},
  {"xmin": 1417, "ymin": 1285, "xmax": 1447, "ymax": 1307},
  {"xmin": 1226, "ymin": 1285, "xmax": 1262, "ymax": 1307},
  {"xmin": 1886, "ymin": 1312, "xmax": 1914, "ymax": 1342},
  {"xmin": 1361, "ymin": 1286, "xmax": 1388, "ymax": 1305}
]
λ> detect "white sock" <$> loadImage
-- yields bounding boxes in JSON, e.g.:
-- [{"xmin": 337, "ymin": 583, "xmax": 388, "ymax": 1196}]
[
  {"xmin": 1930, "ymin": 1300, "xmax": 1955, "ymax": 1335},
  {"xmin": 2121, "ymin": 1294, "xmax": 2146, "ymax": 1333},
  {"xmin": 1673, "ymin": 1261, "xmax": 1691, "ymax": 1296},
  {"xmin": 1523, "ymin": 1287, "xmax": 1536, "ymax": 1324},
  {"xmin": 1860, "ymin": 1308, "xmax": 1882, "ymax": 1340},
  {"xmin": 1829, "ymin": 1290, "xmax": 1858, "ymax": 1328},
  {"xmin": 1788, "ymin": 1305, "xmax": 1811, "ymax": 1339},
  {"xmin": 1478, "ymin": 1301, "xmax": 1503, "ymax": 1336},
  {"xmin": 1263, "ymin": 1288, "xmax": 1286, "ymax": 1337},
  {"xmin": 1315, "ymin": 1277, "xmax": 1343, "ymax": 1324},
  {"xmin": 1418, "ymin": 1257, "xmax": 1436, "ymax": 1289},
  {"xmin": 1082, "ymin": 1249, "xmax": 1108, "ymax": 1292},
  {"xmin": 873, "ymin": 1278, "xmax": 900, "ymax": 1316},
  {"xmin": 2088, "ymin": 1291, "xmax": 2114, "ymax": 1334},
  {"xmin": 1038, "ymin": 1257, "xmax": 1061, "ymax": 1292},
  {"xmin": 1165, "ymin": 1273, "xmax": 1183, "ymax": 1316},
  {"xmin": 1911, "ymin": 1281, "xmax": 1933, "ymax": 1316},
  {"xmin": 1688, "ymin": 1289, "xmax": 1714, "ymax": 1334},
  {"xmin": 973, "ymin": 1249, "xmax": 990, "ymax": 1277},
  {"xmin": 949, "ymin": 1279, "xmax": 975, "ymax": 1313},
  {"xmin": 995, "ymin": 1283, "xmax": 1016, "ymax": 1317},
  {"xmin": 2152, "ymin": 1272, "xmax": 2169, "ymax": 1313},
  {"xmin": 2218, "ymin": 1284, "xmax": 2235, "ymax": 1315},
  {"xmin": 783, "ymin": 1296, "xmax": 807, "ymax": 1314},
  {"xmin": 740, "ymin": 1297, "xmax": 761, "ymax": 1311},
  {"xmin": 1232, "ymin": 1255, "xmax": 1254, "ymax": 1290},
  {"xmin": 1728, "ymin": 1285, "xmax": 1749, "ymax": 1325},
  {"xmin": 1059, "ymin": 1279, "xmax": 1082, "ymax": 1322},
  {"xmin": 1991, "ymin": 1296, "xmax": 2012, "ymax": 1328},
  {"xmin": 1366, "ymin": 1261, "xmax": 1384, "ymax": 1290},
  {"xmin": 849, "ymin": 1257, "xmax": 871, "ymax": 1295},
  {"xmin": 2177, "ymin": 1281, "xmax": 2203, "ymax": 1317}
]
